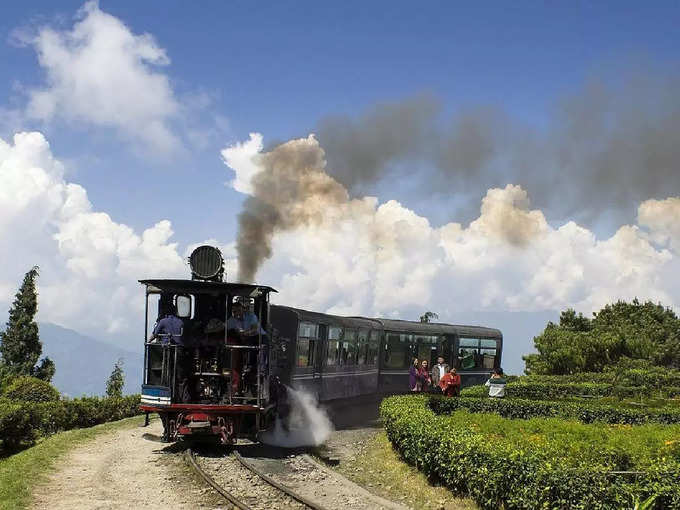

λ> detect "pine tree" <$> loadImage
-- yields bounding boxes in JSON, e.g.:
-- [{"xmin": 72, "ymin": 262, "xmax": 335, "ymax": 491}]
[
  {"xmin": 0, "ymin": 267, "xmax": 55, "ymax": 381},
  {"xmin": 106, "ymin": 358, "xmax": 125, "ymax": 398}
]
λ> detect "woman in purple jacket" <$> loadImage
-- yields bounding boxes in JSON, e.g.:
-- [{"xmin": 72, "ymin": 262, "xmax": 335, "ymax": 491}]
[{"xmin": 409, "ymin": 357, "xmax": 420, "ymax": 391}]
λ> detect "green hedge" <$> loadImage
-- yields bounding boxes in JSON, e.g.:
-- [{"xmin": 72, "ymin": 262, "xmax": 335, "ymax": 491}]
[
  {"xmin": 0, "ymin": 395, "xmax": 141, "ymax": 449},
  {"xmin": 2, "ymin": 376, "xmax": 60, "ymax": 403},
  {"xmin": 381, "ymin": 395, "xmax": 680, "ymax": 509},
  {"xmin": 523, "ymin": 367, "xmax": 680, "ymax": 389},
  {"xmin": 461, "ymin": 381, "xmax": 680, "ymax": 400},
  {"xmin": 429, "ymin": 395, "xmax": 680, "ymax": 425}
]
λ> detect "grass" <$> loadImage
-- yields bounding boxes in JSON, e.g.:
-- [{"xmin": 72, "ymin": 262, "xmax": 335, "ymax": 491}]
[
  {"xmin": 332, "ymin": 430, "xmax": 477, "ymax": 510},
  {"xmin": 0, "ymin": 414, "xmax": 145, "ymax": 510}
]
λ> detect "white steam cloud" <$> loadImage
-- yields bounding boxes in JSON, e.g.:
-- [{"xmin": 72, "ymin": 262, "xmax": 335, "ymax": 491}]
[{"xmin": 259, "ymin": 387, "xmax": 334, "ymax": 448}]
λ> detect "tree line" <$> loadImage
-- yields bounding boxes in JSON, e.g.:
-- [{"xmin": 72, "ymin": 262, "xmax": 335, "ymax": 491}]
[{"xmin": 0, "ymin": 267, "xmax": 124, "ymax": 398}]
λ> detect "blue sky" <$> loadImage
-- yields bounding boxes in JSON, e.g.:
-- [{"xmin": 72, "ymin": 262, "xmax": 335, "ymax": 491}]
[
  {"xmin": 2, "ymin": 1, "xmax": 680, "ymax": 374},
  {"xmin": 2, "ymin": 1, "xmax": 679, "ymax": 246}
]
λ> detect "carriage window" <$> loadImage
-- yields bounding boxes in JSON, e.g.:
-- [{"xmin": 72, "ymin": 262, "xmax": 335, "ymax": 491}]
[
  {"xmin": 458, "ymin": 338, "xmax": 481, "ymax": 370},
  {"xmin": 416, "ymin": 335, "xmax": 438, "ymax": 364},
  {"xmin": 480, "ymin": 339, "xmax": 498, "ymax": 369},
  {"xmin": 357, "ymin": 329, "xmax": 368, "ymax": 365},
  {"xmin": 384, "ymin": 332, "xmax": 408, "ymax": 369},
  {"xmin": 368, "ymin": 330, "xmax": 380, "ymax": 365},
  {"xmin": 175, "ymin": 295, "xmax": 193, "ymax": 318},
  {"xmin": 327, "ymin": 326, "xmax": 342, "ymax": 365},
  {"xmin": 343, "ymin": 330, "xmax": 357, "ymax": 365},
  {"xmin": 297, "ymin": 322, "xmax": 318, "ymax": 367}
]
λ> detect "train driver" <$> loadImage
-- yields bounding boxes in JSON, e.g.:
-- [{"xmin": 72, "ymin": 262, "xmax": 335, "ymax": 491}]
[
  {"xmin": 149, "ymin": 304, "xmax": 183, "ymax": 345},
  {"xmin": 227, "ymin": 300, "xmax": 264, "ymax": 338}
]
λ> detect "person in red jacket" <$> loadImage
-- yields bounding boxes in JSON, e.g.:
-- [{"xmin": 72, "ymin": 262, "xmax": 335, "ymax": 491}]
[{"xmin": 439, "ymin": 367, "xmax": 461, "ymax": 397}]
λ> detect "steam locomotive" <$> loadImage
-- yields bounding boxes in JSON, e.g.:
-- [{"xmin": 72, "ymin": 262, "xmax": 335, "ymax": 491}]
[{"xmin": 140, "ymin": 246, "xmax": 502, "ymax": 443}]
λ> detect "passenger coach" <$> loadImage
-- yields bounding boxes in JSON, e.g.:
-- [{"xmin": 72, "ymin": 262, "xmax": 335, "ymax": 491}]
[{"xmin": 271, "ymin": 306, "xmax": 503, "ymax": 400}]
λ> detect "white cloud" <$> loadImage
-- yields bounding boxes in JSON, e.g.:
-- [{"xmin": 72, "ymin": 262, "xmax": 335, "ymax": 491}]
[
  {"xmin": 220, "ymin": 132, "xmax": 263, "ymax": 194},
  {"xmin": 23, "ymin": 1, "xmax": 181, "ymax": 154},
  {"xmin": 638, "ymin": 197, "xmax": 680, "ymax": 252},
  {"xmin": 0, "ymin": 131, "xmax": 187, "ymax": 340},
  {"xmin": 223, "ymin": 134, "xmax": 680, "ymax": 320}
]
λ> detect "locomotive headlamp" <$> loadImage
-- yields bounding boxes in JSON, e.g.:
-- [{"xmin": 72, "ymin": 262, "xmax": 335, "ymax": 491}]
[{"xmin": 189, "ymin": 245, "xmax": 225, "ymax": 281}]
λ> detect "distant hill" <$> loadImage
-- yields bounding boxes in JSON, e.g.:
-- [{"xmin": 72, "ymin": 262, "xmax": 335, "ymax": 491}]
[{"xmin": 39, "ymin": 323, "xmax": 143, "ymax": 397}]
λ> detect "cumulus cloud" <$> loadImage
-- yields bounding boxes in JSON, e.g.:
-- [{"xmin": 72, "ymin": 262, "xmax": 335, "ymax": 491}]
[
  {"xmin": 220, "ymin": 133, "xmax": 263, "ymax": 194},
  {"xmin": 223, "ymin": 133, "xmax": 680, "ymax": 319},
  {"xmin": 21, "ymin": 1, "xmax": 181, "ymax": 153},
  {"xmin": 0, "ymin": 131, "xmax": 187, "ymax": 341}
]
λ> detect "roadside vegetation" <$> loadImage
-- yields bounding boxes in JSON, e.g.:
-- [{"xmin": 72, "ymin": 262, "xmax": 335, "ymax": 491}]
[
  {"xmin": 0, "ymin": 414, "xmax": 145, "ymax": 510},
  {"xmin": 331, "ymin": 428, "xmax": 477, "ymax": 510},
  {"xmin": 0, "ymin": 268, "xmax": 141, "ymax": 454},
  {"xmin": 382, "ymin": 395, "xmax": 679, "ymax": 509},
  {"xmin": 382, "ymin": 299, "xmax": 680, "ymax": 509}
]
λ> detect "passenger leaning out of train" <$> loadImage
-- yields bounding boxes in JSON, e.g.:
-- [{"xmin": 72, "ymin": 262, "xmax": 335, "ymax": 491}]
[
  {"xmin": 439, "ymin": 367, "xmax": 461, "ymax": 397},
  {"xmin": 485, "ymin": 368, "xmax": 507, "ymax": 398}
]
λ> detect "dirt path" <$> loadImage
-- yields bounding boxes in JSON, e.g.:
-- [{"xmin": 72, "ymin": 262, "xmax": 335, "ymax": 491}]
[{"xmin": 31, "ymin": 419, "xmax": 219, "ymax": 510}]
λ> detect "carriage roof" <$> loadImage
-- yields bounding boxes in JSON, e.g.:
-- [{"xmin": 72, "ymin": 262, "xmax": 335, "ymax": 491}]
[{"xmin": 272, "ymin": 305, "xmax": 502, "ymax": 339}]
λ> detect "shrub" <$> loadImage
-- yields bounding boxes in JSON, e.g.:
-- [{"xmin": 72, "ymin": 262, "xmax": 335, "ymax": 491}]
[
  {"xmin": 2, "ymin": 376, "xmax": 60, "ymax": 403},
  {"xmin": 429, "ymin": 395, "xmax": 680, "ymax": 425},
  {"xmin": 0, "ymin": 395, "xmax": 141, "ymax": 448},
  {"xmin": 522, "ymin": 365, "xmax": 680, "ymax": 389},
  {"xmin": 381, "ymin": 395, "xmax": 680, "ymax": 509},
  {"xmin": 460, "ymin": 381, "xmax": 680, "ymax": 400}
]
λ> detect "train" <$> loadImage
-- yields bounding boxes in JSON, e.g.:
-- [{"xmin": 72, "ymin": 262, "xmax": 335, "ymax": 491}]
[{"xmin": 140, "ymin": 246, "xmax": 502, "ymax": 443}]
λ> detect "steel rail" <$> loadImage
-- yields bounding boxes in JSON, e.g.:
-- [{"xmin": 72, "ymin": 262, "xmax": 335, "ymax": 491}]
[
  {"xmin": 233, "ymin": 451, "xmax": 329, "ymax": 510},
  {"xmin": 185, "ymin": 448, "xmax": 252, "ymax": 510}
]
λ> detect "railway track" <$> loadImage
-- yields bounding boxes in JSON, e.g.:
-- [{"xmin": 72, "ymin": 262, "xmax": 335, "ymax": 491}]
[{"xmin": 186, "ymin": 447, "xmax": 328, "ymax": 510}]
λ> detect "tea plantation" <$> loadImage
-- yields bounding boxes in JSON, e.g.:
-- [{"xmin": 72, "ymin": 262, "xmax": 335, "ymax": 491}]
[{"xmin": 381, "ymin": 371, "xmax": 680, "ymax": 509}]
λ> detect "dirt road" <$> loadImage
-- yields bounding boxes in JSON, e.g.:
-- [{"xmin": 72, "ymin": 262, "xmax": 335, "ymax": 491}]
[{"xmin": 30, "ymin": 419, "xmax": 220, "ymax": 510}]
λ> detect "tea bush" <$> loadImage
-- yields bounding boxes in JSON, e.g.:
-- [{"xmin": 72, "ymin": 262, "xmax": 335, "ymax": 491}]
[
  {"xmin": 429, "ymin": 395, "xmax": 680, "ymax": 425},
  {"xmin": 381, "ymin": 395, "xmax": 680, "ymax": 509},
  {"xmin": 460, "ymin": 381, "xmax": 680, "ymax": 400},
  {"xmin": 2, "ymin": 376, "xmax": 60, "ymax": 403},
  {"xmin": 0, "ymin": 395, "xmax": 141, "ymax": 448}
]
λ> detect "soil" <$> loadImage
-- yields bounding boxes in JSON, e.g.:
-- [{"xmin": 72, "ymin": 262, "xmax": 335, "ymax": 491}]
[{"xmin": 30, "ymin": 419, "xmax": 223, "ymax": 510}]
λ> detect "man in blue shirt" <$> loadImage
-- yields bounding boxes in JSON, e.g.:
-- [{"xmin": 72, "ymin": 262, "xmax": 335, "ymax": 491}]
[
  {"xmin": 227, "ymin": 300, "xmax": 267, "ymax": 381},
  {"xmin": 149, "ymin": 305, "xmax": 184, "ymax": 345},
  {"xmin": 227, "ymin": 301, "xmax": 264, "ymax": 337}
]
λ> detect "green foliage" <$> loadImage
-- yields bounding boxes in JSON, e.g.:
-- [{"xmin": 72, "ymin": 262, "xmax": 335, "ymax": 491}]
[
  {"xmin": 0, "ymin": 267, "xmax": 55, "ymax": 382},
  {"xmin": 460, "ymin": 381, "xmax": 680, "ymax": 400},
  {"xmin": 381, "ymin": 395, "xmax": 680, "ymax": 509},
  {"xmin": 420, "ymin": 311, "xmax": 439, "ymax": 323},
  {"xmin": 524, "ymin": 300, "xmax": 680, "ymax": 375},
  {"xmin": 2, "ymin": 376, "xmax": 60, "ymax": 403},
  {"xmin": 429, "ymin": 395, "xmax": 680, "ymax": 425},
  {"xmin": 0, "ymin": 395, "xmax": 141, "ymax": 449},
  {"xmin": 106, "ymin": 358, "xmax": 124, "ymax": 398},
  {"xmin": 522, "ymin": 363, "xmax": 680, "ymax": 389}
]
